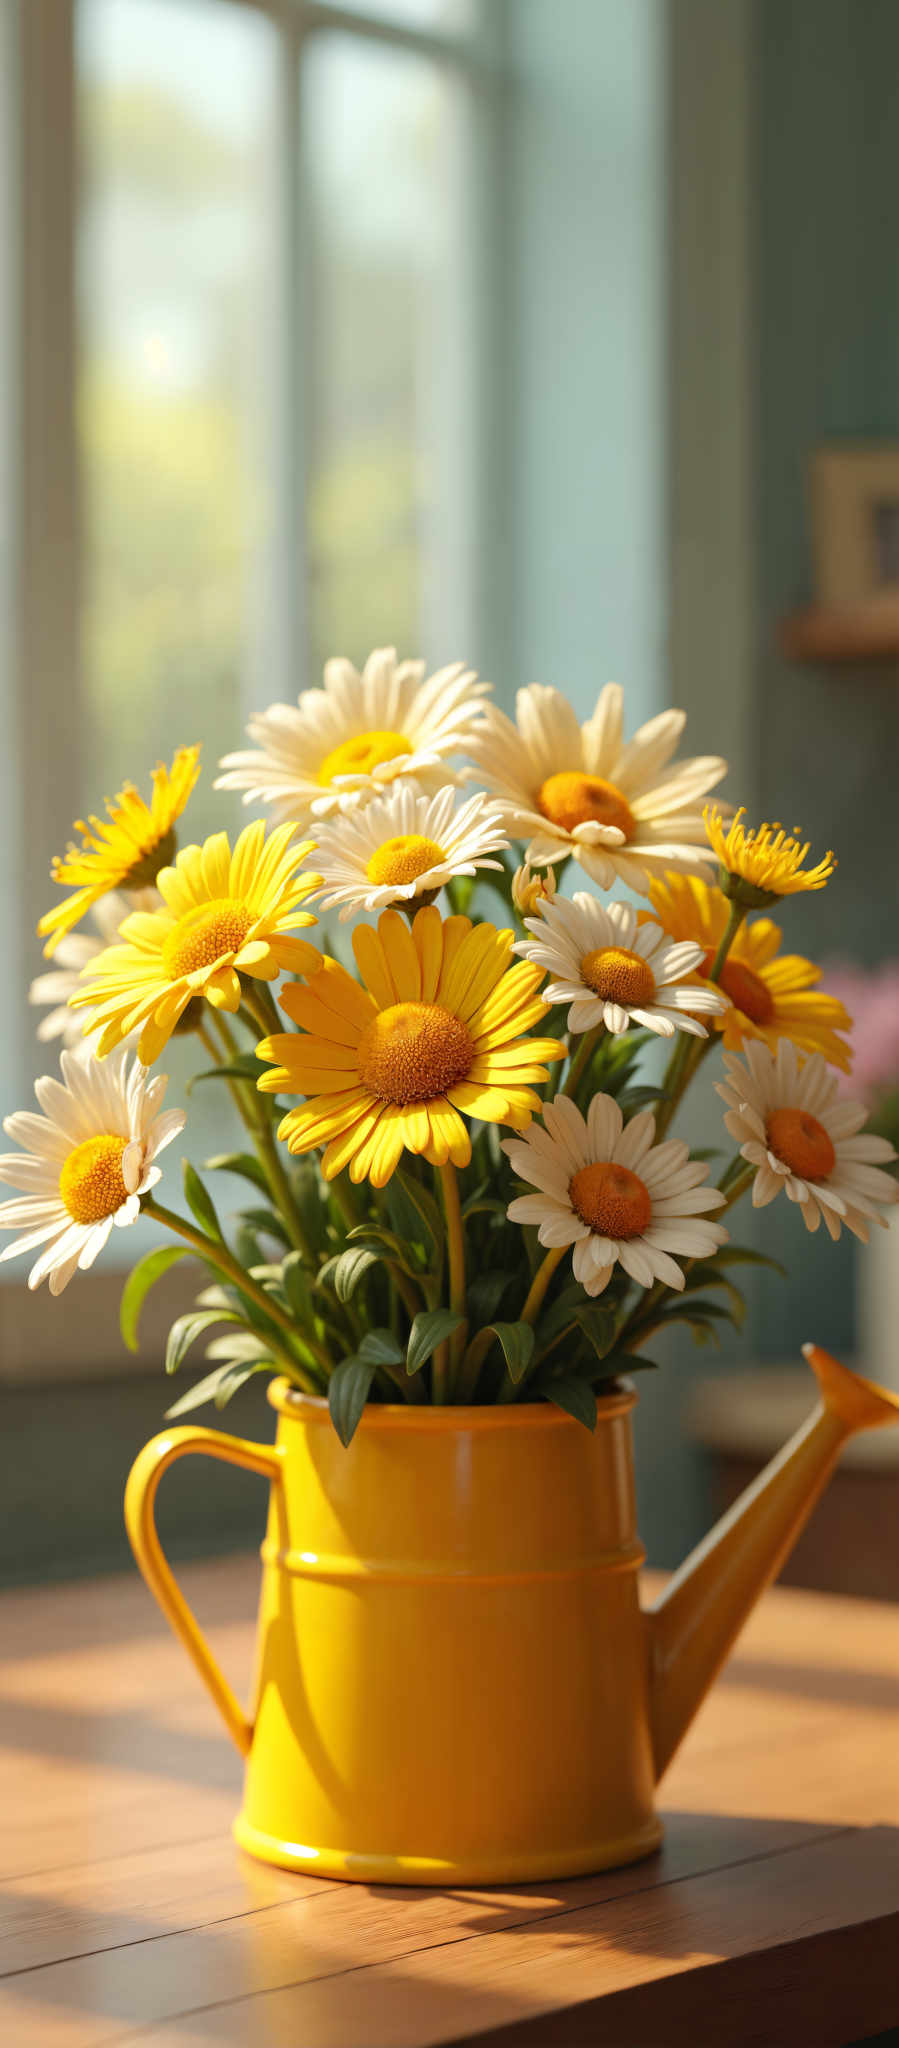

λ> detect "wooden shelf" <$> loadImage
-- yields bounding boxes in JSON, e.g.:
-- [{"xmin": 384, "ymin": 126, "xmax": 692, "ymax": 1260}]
[{"xmin": 779, "ymin": 595, "xmax": 899, "ymax": 663}]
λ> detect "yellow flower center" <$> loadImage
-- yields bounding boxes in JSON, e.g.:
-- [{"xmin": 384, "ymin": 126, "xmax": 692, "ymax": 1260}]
[
  {"xmin": 580, "ymin": 946, "xmax": 655, "ymax": 1006},
  {"xmin": 162, "ymin": 899, "xmax": 255, "ymax": 980},
  {"xmin": 766, "ymin": 1107, "xmax": 836, "ymax": 1182},
  {"xmin": 318, "ymin": 730, "xmax": 413, "ymax": 785},
  {"xmin": 569, "ymin": 1161, "xmax": 653, "ymax": 1239},
  {"xmin": 358, "ymin": 1000, "xmax": 473, "ymax": 1104},
  {"xmin": 536, "ymin": 772, "xmax": 635, "ymax": 840},
  {"xmin": 365, "ymin": 834, "xmax": 445, "ymax": 889},
  {"xmin": 59, "ymin": 1133, "xmax": 129, "ymax": 1224}
]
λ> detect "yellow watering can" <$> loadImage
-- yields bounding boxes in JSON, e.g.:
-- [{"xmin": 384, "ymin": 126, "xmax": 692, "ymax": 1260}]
[{"xmin": 125, "ymin": 1344, "xmax": 899, "ymax": 1885}]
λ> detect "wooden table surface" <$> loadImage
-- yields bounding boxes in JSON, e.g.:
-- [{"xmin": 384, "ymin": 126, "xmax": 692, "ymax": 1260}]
[{"xmin": 2, "ymin": 1558, "xmax": 898, "ymax": 2047}]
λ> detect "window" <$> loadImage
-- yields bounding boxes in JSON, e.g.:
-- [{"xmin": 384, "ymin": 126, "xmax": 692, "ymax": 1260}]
[{"xmin": 6, "ymin": 0, "xmax": 493, "ymax": 1367}]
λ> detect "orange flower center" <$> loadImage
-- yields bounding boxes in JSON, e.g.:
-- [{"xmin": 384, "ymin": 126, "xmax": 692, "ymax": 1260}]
[
  {"xmin": 357, "ymin": 1000, "xmax": 473, "ymax": 1104},
  {"xmin": 569, "ymin": 1161, "xmax": 652, "ymax": 1239},
  {"xmin": 536, "ymin": 772, "xmax": 635, "ymax": 839},
  {"xmin": 701, "ymin": 950, "xmax": 774, "ymax": 1025},
  {"xmin": 59, "ymin": 1133, "xmax": 129, "ymax": 1224},
  {"xmin": 318, "ymin": 730, "xmax": 413, "ymax": 785},
  {"xmin": 766, "ymin": 1107, "xmax": 836, "ymax": 1181},
  {"xmin": 162, "ymin": 899, "xmax": 255, "ymax": 980},
  {"xmin": 366, "ymin": 834, "xmax": 445, "ymax": 889},
  {"xmin": 580, "ymin": 946, "xmax": 655, "ymax": 1006}
]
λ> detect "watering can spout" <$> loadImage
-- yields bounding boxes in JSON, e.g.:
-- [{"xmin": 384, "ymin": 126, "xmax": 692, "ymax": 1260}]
[{"xmin": 646, "ymin": 1345, "xmax": 899, "ymax": 1782}]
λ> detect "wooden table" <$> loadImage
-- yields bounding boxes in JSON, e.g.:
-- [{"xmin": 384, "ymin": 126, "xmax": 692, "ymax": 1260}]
[{"xmin": 2, "ymin": 1559, "xmax": 898, "ymax": 2047}]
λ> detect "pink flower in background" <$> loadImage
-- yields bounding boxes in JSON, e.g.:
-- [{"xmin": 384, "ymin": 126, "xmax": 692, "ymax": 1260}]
[{"xmin": 821, "ymin": 961, "xmax": 899, "ymax": 1103}]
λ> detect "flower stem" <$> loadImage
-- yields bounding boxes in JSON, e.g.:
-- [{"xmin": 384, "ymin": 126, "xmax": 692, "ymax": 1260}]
[
  {"xmin": 218, "ymin": 985, "xmax": 314, "ymax": 1262},
  {"xmin": 435, "ymin": 1160, "xmax": 467, "ymax": 1399},
  {"xmin": 520, "ymin": 1243, "xmax": 567, "ymax": 1326},
  {"xmin": 562, "ymin": 1022, "xmax": 604, "ymax": 1099},
  {"xmin": 653, "ymin": 901, "xmax": 747, "ymax": 1144},
  {"xmin": 141, "ymin": 1195, "xmax": 328, "ymax": 1389}
]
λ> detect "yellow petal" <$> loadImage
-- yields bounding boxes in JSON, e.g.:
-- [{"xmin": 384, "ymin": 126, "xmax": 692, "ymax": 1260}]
[
  {"xmin": 353, "ymin": 923, "xmax": 396, "ymax": 1010},
  {"xmin": 413, "ymin": 904, "xmax": 443, "ymax": 1002},
  {"xmin": 378, "ymin": 909, "xmax": 421, "ymax": 1002}
]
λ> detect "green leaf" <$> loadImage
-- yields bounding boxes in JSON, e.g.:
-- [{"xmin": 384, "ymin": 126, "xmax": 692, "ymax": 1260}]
[
  {"xmin": 332, "ymin": 1247, "xmax": 379, "ymax": 1303},
  {"xmin": 205, "ymin": 1330, "xmax": 277, "ymax": 1364},
  {"xmin": 187, "ymin": 1055, "xmax": 267, "ymax": 1095},
  {"xmin": 389, "ymin": 1170, "xmax": 444, "ymax": 1262},
  {"xmin": 281, "ymin": 1249, "xmax": 313, "ymax": 1322},
  {"xmin": 712, "ymin": 1244, "xmax": 787, "ymax": 1277},
  {"xmin": 292, "ymin": 1163, "xmax": 329, "ymax": 1253},
  {"xmin": 236, "ymin": 1206, "xmax": 292, "ymax": 1249},
  {"xmin": 165, "ymin": 1359, "xmax": 273, "ymax": 1418},
  {"xmin": 406, "ymin": 1309, "xmax": 465, "ymax": 1376},
  {"xmin": 595, "ymin": 1352, "xmax": 658, "ymax": 1378},
  {"xmin": 346, "ymin": 1222, "xmax": 424, "ymax": 1278},
  {"xmin": 542, "ymin": 1374, "xmax": 597, "ymax": 1430},
  {"xmin": 617, "ymin": 1085, "xmax": 669, "ymax": 1115},
  {"xmin": 357, "ymin": 1328, "xmax": 404, "ymax": 1368},
  {"xmin": 165, "ymin": 1308, "xmax": 240, "ymax": 1376},
  {"xmin": 486, "ymin": 1321, "xmax": 535, "ymax": 1383},
  {"xmin": 461, "ymin": 1196, "xmax": 507, "ymax": 1223},
  {"xmin": 690, "ymin": 1146, "xmax": 724, "ymax": 1162},
  {"xmin": 203, "ymin": 1151, "xmax": 269, "ymax": 1195},
  {"xmin": 683, "ymin": 1262, "xmax": 746, "ymax": 1326},
  {"xmin": 182, "ymin": 1161, "xmax": 223, "ymax": 1242},
  {"xmin": 328, "ymin": 1355, "xmax": 377, "ymax": 1446},
  {"xmin": 195, "ymin": 1283, "xmax": 238, "ymax": 1312},
  {"xmin": 466, "ymin": 1268, "xmax": 512, "ymax": 1328},
  {"xmin": 572, "ymin": 1304, "xmax": 616, "ymax": 1361},
  {"xmin": 120, "ymin": 1246, "xmax": 193, "ymax": 1353}
]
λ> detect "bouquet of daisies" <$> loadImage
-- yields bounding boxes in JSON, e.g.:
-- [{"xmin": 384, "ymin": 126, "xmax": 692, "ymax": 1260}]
[{"xmin": 8, "ymin": 650, "xmax": 897, "ymax": 1442}]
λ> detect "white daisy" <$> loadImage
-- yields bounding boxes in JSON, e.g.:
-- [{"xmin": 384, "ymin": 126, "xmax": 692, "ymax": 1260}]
[
  {"xmin": 215, "ymin": 646, "xmax": 489, "ymax": 829},
  {"xmin": 467, "ymin": 681, "xmax": 728, "ymax": 892},
  {"xmin": 514, "ymin": 893, "xmax": 728, "ymax": 1038},
  {"xmin": 0, "ymin": 1045, "xmax": 185, "ymax": 1294},
  {"xmin": 503, "ymin": 1093, "xmax": 727, "ymax": 1298},
  {"xmin": 716, "ymin": 1040, "xmax": 899, "ymax": 1242},
  {"xmin": 28, "ymin": 889, "xmax": 160, "ymax": 1046},
  {"xmin": 307, "ymin": 782, "xmax": 508, "ymax": 921}
]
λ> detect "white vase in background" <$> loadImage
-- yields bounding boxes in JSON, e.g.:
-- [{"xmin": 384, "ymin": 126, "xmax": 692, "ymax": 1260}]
[{"xmin": 858, "ymin": 1211, "xmax": 899, "ymax": 1392}]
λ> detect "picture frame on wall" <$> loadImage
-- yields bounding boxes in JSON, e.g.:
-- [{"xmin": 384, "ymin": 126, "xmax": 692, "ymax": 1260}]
[{"xmin": 811, "ymin": 443, "xmax": 899, "ymax": 604}]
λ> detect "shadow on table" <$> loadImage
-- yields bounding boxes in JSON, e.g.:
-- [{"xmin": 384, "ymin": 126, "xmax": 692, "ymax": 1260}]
[
  {"xmin": 717, "ymin": 1652, "xmax": 899, "ymax": 1714},
  {"xmin": 3, "ymin": 1812, "xmax": 888, "ymax": 2044}
]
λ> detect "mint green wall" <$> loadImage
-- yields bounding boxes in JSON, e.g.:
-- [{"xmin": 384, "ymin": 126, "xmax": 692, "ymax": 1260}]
[
  {"xmin": 752, "ymin": 0, "xmax": 899, "ymax": 1361},
  {"xmin": 495, "ymin": 0, "xmax": 666, "ymax": 727}
]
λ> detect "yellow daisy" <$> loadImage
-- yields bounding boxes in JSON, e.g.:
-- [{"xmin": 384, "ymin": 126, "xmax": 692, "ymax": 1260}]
[
  {"xmin": 71, "ymin": 821, "xmax": 321, "ymax": 1065},
  {"xmin": 704, "ymin": 805, "xmax": 835, "ymax": 903},
  {"xmin": 645, "ymin": 873, "xmax": 854, "ymax": 1071},
  {"xmin": 256, "ymin": 905, "xmax": 565, "ymax": 1188},
  {"xmin": 38, "ymin": 746, "xmax": 201, "ymax": 955}
]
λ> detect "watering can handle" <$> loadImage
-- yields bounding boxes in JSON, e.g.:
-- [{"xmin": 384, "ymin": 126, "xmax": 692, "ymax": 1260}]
[{"xmin": 124, "ymin": 1426, "xmax": 283, "ymax": 1757}]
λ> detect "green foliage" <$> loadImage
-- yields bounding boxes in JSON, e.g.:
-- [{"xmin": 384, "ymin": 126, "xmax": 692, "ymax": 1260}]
[
  {"xmin": 182, "ymin": 1161, "xmax": 223, "ymax": 1243},
  {"xmin": 406, "ymin": 1310, "xmax": 465, "ymax": 1376},
  {"xmin": 483, "ymin": 1322, "xmax": 535, "ymax": 1383},
  {"xmin": 537, "ymin": 1373, "xmax": 598, "ymax": 1431},
  {"xmin": 203, "ymin": 1152, "xmax": 270, "ymax": 1195},
  {"xmin": 165, "ymin": 1308, "xmax": 241, "ymax": 1376},
  {"xmin": 165, "ymin": 1359, "xmax": 272, "ymax": 1420},
  {"xmin": 328, "ymin": 1357, "xmax": 378, "ymax": 1447},
  {"xmin": 120, "ymin": 1245, "xmax": 194, "ymax": 1353}
]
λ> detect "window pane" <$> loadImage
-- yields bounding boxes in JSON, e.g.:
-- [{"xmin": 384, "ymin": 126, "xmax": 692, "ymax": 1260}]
[
  {"xmin": 302, "ymin": 32, "xmax": 476, "ymax": 676},
  {"xmin": 76, "ymin": 0, "xmax": 279, "ymax": 841},
  {"xmin": 325, "ymin": 0, "xmax": 476, "ymax": 35}
]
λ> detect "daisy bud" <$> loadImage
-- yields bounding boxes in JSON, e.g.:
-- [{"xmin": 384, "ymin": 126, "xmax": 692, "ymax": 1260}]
[{"xmin": 512, "ymin": 862, "xmax": 557, "ymax": 920}]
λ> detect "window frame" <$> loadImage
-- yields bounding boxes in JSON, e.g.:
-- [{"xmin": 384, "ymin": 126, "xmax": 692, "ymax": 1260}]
[{"xmin": 4, "ymin": 0, "xmax": 504, "ymax": 1381}]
